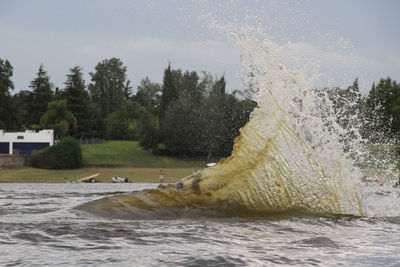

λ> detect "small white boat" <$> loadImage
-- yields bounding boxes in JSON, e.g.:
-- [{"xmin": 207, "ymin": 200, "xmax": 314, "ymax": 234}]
[
  {"xmin": 206, "ymin": 163, "xmax": 217, "ymax": 167},
  {"xmin": 112, "ymin": 176, "xmax": 132, "ymax": 183}
]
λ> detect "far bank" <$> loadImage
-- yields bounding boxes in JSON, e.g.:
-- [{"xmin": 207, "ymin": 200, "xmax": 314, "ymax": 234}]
[
  {"xmin": 0, "ymin": 141, "xmax": 209, "ymax": 183},
  {"xmin": 0, "ymin": 166, "xmax": 200, "ymax": 183}
]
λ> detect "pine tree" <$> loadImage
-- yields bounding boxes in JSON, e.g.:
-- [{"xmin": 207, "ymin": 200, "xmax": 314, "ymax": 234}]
[
  {"xmin": 12, "ymin": 90, "xmax": 33, "ymax": 129},
  {"xmin": 0, "ymin": 58, "xmax": 17, "ymax": 129},
  {"xmin": 203, "ymin": 76, "xmax": 230, "ymax": 158},
  {"xmin": 28, "ymin": 64, "xmax": 54, "ymax": 126},
  {"xmin": 159, "ymin": 63, "xmax": 178, "ymax": 119},
  {"xmin": 63, "ymin": 66, "xmax": 90, "ymax": 137},
  {"xmin": 124, "ymin": 80, "xmax": 133, "ymax": 99}
]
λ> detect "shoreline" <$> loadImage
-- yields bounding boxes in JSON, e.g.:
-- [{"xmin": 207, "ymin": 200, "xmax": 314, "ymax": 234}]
[{"xmin": 0, "ymin": 166, "xmax": 200, "ymax": 183}]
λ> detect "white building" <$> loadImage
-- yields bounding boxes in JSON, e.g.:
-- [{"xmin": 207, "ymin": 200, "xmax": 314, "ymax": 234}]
[{"xmin": 0, "ymin": 129, "xmax": 54, "ymax": 155}]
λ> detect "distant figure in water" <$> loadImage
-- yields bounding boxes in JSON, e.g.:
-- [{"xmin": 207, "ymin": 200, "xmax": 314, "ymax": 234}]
[
  {"xmin": 377, "ymin": 175, "xmax": 384, "ymax": 185},
  {"xmin": 64, "ymin": 177, "xmax": 69, "ymax": 183},
  {"xmin": 159, "ymin": 169, "xmax": 164, "ymax": 183},
  {"xmin": 394, "ymin": 174, "xmax": 400, "ymax": 188}
]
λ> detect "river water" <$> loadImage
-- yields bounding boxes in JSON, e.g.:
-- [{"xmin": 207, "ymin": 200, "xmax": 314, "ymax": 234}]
[{"xmin": 1, "ymin": 183, "xmax": 399, "ymax": 266}]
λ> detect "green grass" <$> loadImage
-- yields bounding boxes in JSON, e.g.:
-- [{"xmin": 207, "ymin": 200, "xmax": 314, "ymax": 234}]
[
  {"xmin": 0, "ymin": 140, "xmax": 207, "ymax": 183},
  {"xmin": 81, "ymin": 141, "xmax": 206, "ymax": 168},
  {"xmin": 0, "ymin": 166, "xmax": 199, "ymax": 183}
]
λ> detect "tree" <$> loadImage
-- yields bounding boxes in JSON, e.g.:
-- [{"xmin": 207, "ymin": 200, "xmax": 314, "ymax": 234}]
[
  {"xmin": 0, "ymin": 58, "xmax": 14, "ymax": 93},
  {"xmin": 13, "ymin": 90, "xmax": 33, "ymax": 130},
  {"xmin": 202, "ymin": 76, "xmax": 227, "ymax": 158},
  {"xmin": 135, "ymin": 77, "xmax": 161, "ymax": 115},
  {"xmin": 40, "ymin": 100, "xmax": 77, "ymax": 140},
  {"xmin": 163, "ymin": 94, "xmax": 205, "ymax": 156},
  {"xmin": 181, "ymin": 70, "xmax": 201, "ymax": 100},
  {"xmin": 139, "ymin": 109, "xmax": 160, "ymax": 151},
  {"xmin": 161, "ymin": 69, "xmax": 208, "ymax": 156},
  {"xmin": 124, "ymin": 80, "xmax": 133, "ymax": 99},
  {"xmin": 28, "ymin": 64, "xmax": 54, "ymax": 126},
  {"xmin": 62, "ymin": 66, "xmax": 91, "ymax": 138},
  {"xmin": 104, "ymin": 100, "xmax": 142, "ymax": 140},
  {"xmin": 157, "ymin": 69, "xmax": 256, "ymax": 158},
  {"xmin": 86, "ymin": 101, "xmax": 106, "ymax": 138},
  {"xmin": 88, "ymin": 58, "xmax": 130, "ymax": 118},
  {"xmin": 134, "ymin": 78, "xmax": 162, "ymax": 151},
  {"xmin": 360, "ymin": 77, "xmax": 400, "ymax": 143},
  {"xmin": 0, "ymin": 58, "xmax": 18, "ymax": 130},
  {"xmin": 159, "ymin": 63, "xmax": 178, "ymax": 119},
  {"xmin": 202, "ymin": 76, "xmax": 256, "ymax": 158}
]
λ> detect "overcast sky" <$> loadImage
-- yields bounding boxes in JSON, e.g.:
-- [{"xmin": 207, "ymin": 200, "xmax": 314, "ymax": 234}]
[{"xmin": 1, "ymin": 0, "xmax": 399, "ymax": 95}]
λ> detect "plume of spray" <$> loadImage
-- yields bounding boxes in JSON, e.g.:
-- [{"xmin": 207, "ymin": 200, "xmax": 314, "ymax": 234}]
[
  {"xmin": 192, "ymin": 19, "xmax": 360, "ymax": 214},
  {"xmin": 205, "ymin": 19, "xmax": 400, "ymax": 217}
]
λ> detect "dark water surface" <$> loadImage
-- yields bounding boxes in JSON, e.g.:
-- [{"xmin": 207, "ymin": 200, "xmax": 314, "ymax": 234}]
[{"xmin": 0, "ymin": 183, "xmax": 399, "ymax": 266}]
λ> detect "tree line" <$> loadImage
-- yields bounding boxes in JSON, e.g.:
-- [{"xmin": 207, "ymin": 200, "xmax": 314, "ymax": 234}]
[
  {"xmin": 0, "ymin": 58, "xmax": 256, "ymax": 159},
  {"xmin": 1, "ymin": 57, "xmax": 399, "ymax": 159},
  {"xmin": 319, "ymin": 77, "xmax": 400, "ymax": 146}
]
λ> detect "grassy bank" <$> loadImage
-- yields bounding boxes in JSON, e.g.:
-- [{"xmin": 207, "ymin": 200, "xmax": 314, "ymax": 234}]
[
  {"xmin": 0, "ymin": 141, "xmax": 206, "ymax": 183},
  {"xmin": 81, "ymin": 141, "xmax": 206, "ymax": 168},
  {"xmin": 0, "ymin": 166, "xmax": 199, "ymax": 183}
]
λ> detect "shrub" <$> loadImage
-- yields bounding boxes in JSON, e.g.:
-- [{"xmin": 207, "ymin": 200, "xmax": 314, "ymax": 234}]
[{"xmin": 31, "ymin": 137, "xmax": 82, "ymax": 169}]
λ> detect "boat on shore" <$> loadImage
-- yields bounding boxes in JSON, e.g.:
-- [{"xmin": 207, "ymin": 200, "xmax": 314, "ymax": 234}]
[
  {"xmin": 77, "ymin": 173, "xmax": 100, "ymax": 183},
  {"xmin": 112, "ymin": 176, "xmax": 132, "ymax": 183}
]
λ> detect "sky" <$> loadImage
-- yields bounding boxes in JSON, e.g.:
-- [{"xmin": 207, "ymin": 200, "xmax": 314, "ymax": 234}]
[{"xmin": 1, "ymin": 0, "xmax": 399, "ymax": 95}]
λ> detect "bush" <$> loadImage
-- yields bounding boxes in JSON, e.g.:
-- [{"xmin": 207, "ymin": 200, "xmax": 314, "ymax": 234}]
[{"xmin": 31, "ymin": 137, "xmax": 82, "ymax": 169}]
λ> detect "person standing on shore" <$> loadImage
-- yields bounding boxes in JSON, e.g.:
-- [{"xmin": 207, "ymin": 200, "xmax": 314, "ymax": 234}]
[{"xmin": 160, "ymin": 169, "xmax": 164, "ymax": 183}]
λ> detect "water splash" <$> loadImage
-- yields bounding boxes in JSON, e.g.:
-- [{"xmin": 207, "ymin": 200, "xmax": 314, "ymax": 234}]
[
  {"xmin": 193, "ymin": 27, "xmax": 363, "ymax": 216},
  {"xmin": 81, "ymin": 25, "xmax": 400, "ymax": 219}
]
